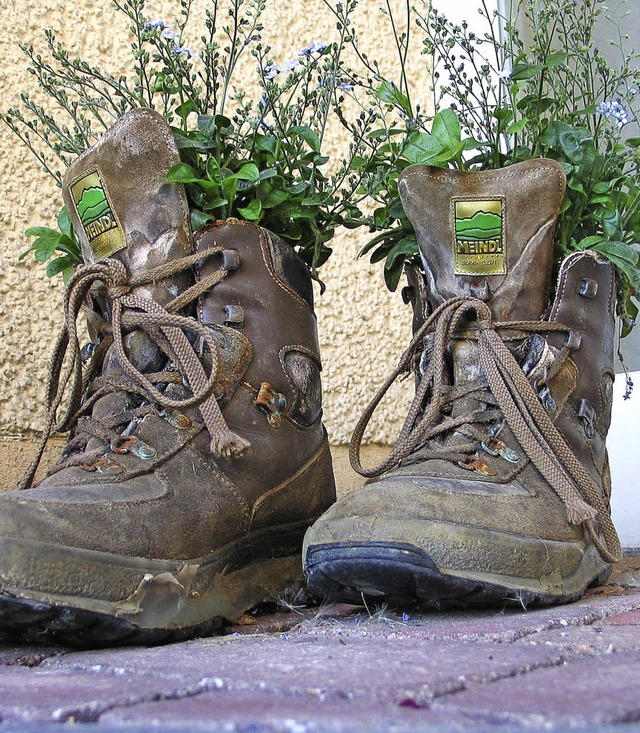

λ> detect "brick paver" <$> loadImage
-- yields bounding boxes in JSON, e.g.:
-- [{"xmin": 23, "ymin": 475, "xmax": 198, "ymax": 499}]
[{"xmin": 0, "ymin": 558, "xmax": 639, "ymax": 731}]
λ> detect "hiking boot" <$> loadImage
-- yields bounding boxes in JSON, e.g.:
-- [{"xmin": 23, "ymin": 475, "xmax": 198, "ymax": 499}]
[
  {"xmin": 304, "ymin": 159, "xmax": 622, "ymax": 607},
  {"xmin": 0, "ymin": 109, "xmax": 335, "ymax": 646}
]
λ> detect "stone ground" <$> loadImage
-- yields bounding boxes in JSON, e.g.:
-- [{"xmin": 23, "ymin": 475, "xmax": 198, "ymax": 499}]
[{"xmin": 0, "ymin": 556, "xmax": 639, "ymax": 733}]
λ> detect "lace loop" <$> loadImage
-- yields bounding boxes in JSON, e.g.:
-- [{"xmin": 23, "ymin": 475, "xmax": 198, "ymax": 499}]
[
  {"xmin": 19, "ymin": 246, "xmax": 249, "ymax": 491},
  {"xmin": 349, "ymin": 295, "xmax": 622, "ymax": 564}
]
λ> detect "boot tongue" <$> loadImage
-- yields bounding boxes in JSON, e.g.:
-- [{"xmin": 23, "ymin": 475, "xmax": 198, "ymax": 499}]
[
  {"xmin": 61, "ymin": 108, "xmax": 193, "ymax": 370},
  {"xmin": 398, "ymin": 159, "xmax": 566, "ymax": 321},
  {"xmin": 62, "ymin": 108, "xmax": 193, "ymax": 307}
]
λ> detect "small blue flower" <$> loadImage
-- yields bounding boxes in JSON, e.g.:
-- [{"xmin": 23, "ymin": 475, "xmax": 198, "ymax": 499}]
[
  {"xmin": 145, "ymin": 19, "xmax": 166, "ymax": 30},
  {"xmin": 172, "ymin": 45, "xmax": 196, "ymax": 58},
  {"xmin": 161, "ymin": 28, "xmax": 178, "ymax": 41},
  {"xmin": 278, "ymin": 59, "xmax": 303, "ymax": 72},
  {"xmin": 263, "ymin": 63, "xmax": 279, "ymax": 80},
  {"xmin": 340, "ymin": 81, "xmax": 355, "ymax": 91},
  {"xmin": 299, "ymin": 41, "xmax": 328, "ymax": 57},
  {"xmin": 597, "ymin": 97, "xmax": 630, "ymax": 128}
]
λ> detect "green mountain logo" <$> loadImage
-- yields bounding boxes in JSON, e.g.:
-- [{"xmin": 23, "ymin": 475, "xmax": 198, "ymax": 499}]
[
  {"xmin": 455, "ymin": 210, "xmax": 502, "ymax": 241},
  {"xmin": 76, "ymin": 186, "xmax": 111, "ymax": 227}
]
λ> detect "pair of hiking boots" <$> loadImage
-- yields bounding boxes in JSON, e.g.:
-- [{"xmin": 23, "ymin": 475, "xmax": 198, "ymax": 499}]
[{"xmin": 0, "ymin": 110, "xmax": 622, "ymax": 646}]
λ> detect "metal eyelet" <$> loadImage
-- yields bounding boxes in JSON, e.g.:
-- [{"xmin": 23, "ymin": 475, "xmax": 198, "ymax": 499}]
[
  {"xmin": 223, "ymin": 304, "xmax": 245, "ymax": 328},
  {"xmin": 458, "ymin": 455, "xmax": 496, "ymax": 476},
  {"xmin": 82, "ymin": 456, "xmax": 124, "ymax": 476},
  {"xmin": 221, "ymin": 249, "xmax": 240, "ymax": 271},
  {"xmin": 160, "ymin": 410, "xmax": 192, "ymax": 429},
  {"xmin": 253, "ymin": 382, "xmax": 287, "ymax": 429},
  {"xmin": 577, "ymin": 399, "xmax": 597, "ymax": 439},
  {"xmin": 538, "ymin": 386, "xmax": 557, "ymax": 413},
  {"xmin": 110, "ymin": 435, "xmax": 157, "ymax": 460},
  {"xmin": 481, "ymin": 438, "xmax": 520, "ymax": 463}
]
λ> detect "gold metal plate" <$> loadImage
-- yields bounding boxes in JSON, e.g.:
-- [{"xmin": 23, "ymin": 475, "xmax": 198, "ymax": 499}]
[
  {"xmin": 451, "ymin": 197, "xmax": 506, "ymax": 276},
  {"xmin": 68, "ymin": 167, "xmax": 126, "ymax": 261}
]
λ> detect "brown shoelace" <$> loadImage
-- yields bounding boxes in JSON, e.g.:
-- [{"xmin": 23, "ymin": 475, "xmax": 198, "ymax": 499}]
[
  {"xmin": 19, "ymin": 247, "xmax": 248, "ymax": 491},
  {"xmin": 350, "ymin": 296, "xmax": 622, "ymax": 564}
]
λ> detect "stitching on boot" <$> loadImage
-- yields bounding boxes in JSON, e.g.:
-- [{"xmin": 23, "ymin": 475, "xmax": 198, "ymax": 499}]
[{"xmin": 173, "ymin": 444, "xmax": 251, "ymax": 528}]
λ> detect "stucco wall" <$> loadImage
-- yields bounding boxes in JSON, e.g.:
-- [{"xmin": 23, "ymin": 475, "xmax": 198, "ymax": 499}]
[{"xmin": 0, "ymin": 0, "xmax": 432, "ymax": 451}]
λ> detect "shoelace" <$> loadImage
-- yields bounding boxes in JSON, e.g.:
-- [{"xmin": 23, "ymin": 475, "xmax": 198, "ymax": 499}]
[
  {"xmin": 19, "ymin": 247, "xmax": 248, "ymax": 491},
  {"xmin": 350, "ymin": 296, "xmax": 622, "ymax": 564}
]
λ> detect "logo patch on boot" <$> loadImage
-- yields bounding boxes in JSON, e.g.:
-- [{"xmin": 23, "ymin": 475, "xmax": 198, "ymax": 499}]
[
  {"xmin": 68, "ymin": 168, "xmax": 126, "ymax": 260},
  {"xmin": 451, "ymin": 197, "xmax": 506, "ymax": 276}
]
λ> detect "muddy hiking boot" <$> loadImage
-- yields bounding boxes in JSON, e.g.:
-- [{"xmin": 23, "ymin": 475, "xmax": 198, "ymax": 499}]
[
  {"xmin": 304, "ymin": 159, "xmax": 623, "ymax": 608},
  {"xmin": 0, "ymin": 109, "xmax": 335, "ymax": 646}
]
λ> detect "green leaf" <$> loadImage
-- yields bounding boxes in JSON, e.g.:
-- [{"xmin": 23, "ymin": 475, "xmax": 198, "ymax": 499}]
[
  {"xmin": 506, "ymin": 119, "xmax": 527, "ymax": 134},
  {"xmin": 205, "ymin": 157, "xmax": 223, "ymax": 186},
  {"xmin": 385, "ymin": 237, "xmax": 418, "ymax": 268},
  {"xmin": 46, "ymin": 254, "xmax": 77, "ymax": 278},
  {"xmin": 166, "ymin": 162, "xmax": 202, "ymax": 184},
  {"xmin": 431, "ymin": 108, "xmax": 461, "ymax": 149},
  {"xmin": 594, "ymin": 242, "xmax": 640, "ymax": 296},
  {"xmin": 230, "ymin": 163, "xmax": 260, "ymax": 182},
  {"xmin": 545, "ymin": 51, "xmax": 569, "ymax": 67},
  {"xmin": 190, "ymin": 210, "xmax": 215, "ymax": 230},
  {"xmin": 510, "ymin": 63, "xmax": 543, "ymax": 81},
  {"xmin": 176, "ymin": 99, "xmax": 198, "ymax": 123},
  {"xmin": 25, "ymin": 226, "xmax": 59, "ymax": 239},
  {"xmin": 254, "ymin": 135, "xmax": 277, "ymax": 154},
  {"xmin": 258, "ymin": 184, "xmax": 289, "ymax": 208},
  {"xmin": 237, "ymin": 199, "xmax": 263, "ymax": 221},
  {"xmin": 577, "ymin": 235, "xmax": 606, "ymax": 250},
  {"xmin": 401, "ymin": 131, "xmax": 444, "ymax": 164},
  {"xmin": 33, "ymin": 236, "xmax": 61, "ymax": 262},
  {"xmin": 622, "ymin": 297, "xmax": 638, "ymax": 337},
  {"xmin": 57, "ymin": 207, "xmax": 73, "ymax": 239},
  {"xmin": 291, "ymin": 125, "xmax": 321, "ymax": 152},
  {"xmin": 221, "ymin": 177, "xmax": 238, "ymax": 209},
  {"xmin": 376, "ymin": 80, "xmax": 412, "ymax": 116},
  {"xmin": 592, "ymin": 240, "xmax": 639, "ymax": 267}
]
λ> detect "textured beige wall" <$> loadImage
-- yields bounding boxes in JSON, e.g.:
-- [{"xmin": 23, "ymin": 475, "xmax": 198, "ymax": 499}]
[{"xmin": 0, "ymin": 0, "xmax": 430, "ymax": 452}]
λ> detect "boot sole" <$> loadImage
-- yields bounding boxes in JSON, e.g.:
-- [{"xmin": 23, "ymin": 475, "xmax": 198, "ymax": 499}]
[
  {"xmin": 304, "ymin": 537, "xmax": 611, "ymax": 609},
  {"xmin": 0, "ymin": 520, "xmax": 313, "ymax": 647}
]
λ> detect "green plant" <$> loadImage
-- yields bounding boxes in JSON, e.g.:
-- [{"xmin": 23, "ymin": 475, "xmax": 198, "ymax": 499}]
[
  {"xmin": 3, "ymin": 0, "xmax": 378, "ymax": 284},
  {"xmin": 19, "ymin": 208, "xmax": 82, "ymax": 283},
  {"xmin": 340, "ymin": 0, "xmax": 640, "ymax": 329}
]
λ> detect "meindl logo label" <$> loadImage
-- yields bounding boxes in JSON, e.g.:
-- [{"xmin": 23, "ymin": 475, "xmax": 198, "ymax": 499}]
[
  {"xmin": 69, "ymin": 168, "xmax": 126, "ymax": 260},
  {"xmin": 452, "ymin": 197, "xmax": 506, "ymax": 276}
]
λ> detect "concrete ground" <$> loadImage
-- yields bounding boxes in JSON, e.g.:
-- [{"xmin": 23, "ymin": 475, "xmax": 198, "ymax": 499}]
[{"xmin": 0, "ymin": 555, "xmax": 639, "ymax": 732}]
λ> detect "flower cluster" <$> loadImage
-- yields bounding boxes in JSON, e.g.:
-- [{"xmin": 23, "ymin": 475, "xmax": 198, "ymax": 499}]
[
  {"xmin": 339, "ymin": 0, "xmax": 640, "ymax": 329},
  {"xmin": 597, "ymin": 98, "xmax": 631, "ymax": 128},
  {"xmin": 3, "ymin": 0, "xmax": 376, "ymax": 282}
]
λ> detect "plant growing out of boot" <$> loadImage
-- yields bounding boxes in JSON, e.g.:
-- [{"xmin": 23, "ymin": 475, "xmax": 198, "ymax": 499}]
[
  {"xmin": 3, "ymin": 0, "xmax": 374, "ymax": 284},
  {"xmin": 0, "ymin": 109, "xmax": 336, "ymax": 646},
  {"xmin": 304, "ymin": 0, "xmax": 634, "ymax": 608}
]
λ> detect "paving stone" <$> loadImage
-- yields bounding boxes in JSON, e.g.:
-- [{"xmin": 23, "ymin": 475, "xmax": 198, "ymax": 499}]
[
  {"xmin": 42, "ymin": 633, "xmax": 569, "ymax": 710},
  {"xmin": 99, "ymin": 688, "xmax": 469, "ymax": 730},
  {"xmin": 605, "ymin": 610, "xmax": 640, "ymax": 625},
  {"xmin": 290, "ymin": 589, "xmax": 640, "ymax": 643},
  {"xmin": 1, "ymin": 586, "xmax": 638, "ymax": 730},
  {"xmin": 432, "ymin": 651, "xmax": 640, "ymax": 727},
  {"xmin": 514, "ymin": 624, "xmax": 640, "ymax": 655},
  {"xmin": 0, "ymin": 665, "xmax": 203, "ymax": 724}
]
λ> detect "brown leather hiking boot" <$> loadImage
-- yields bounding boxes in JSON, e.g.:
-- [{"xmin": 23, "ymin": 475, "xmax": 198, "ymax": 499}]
[
  {"xmin": 0, "ymin": 109, "xmax": 335, "ymax": 645},
  {"xmin": 304, "ymin": 159, "xmax": 622, "ymax": 608}
]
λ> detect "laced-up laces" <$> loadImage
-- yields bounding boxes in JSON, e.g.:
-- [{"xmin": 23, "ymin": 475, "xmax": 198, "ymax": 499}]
[
  {"xmin": 349, "ymin": 295, "xmax": 622, "ymax": 564},
  {"xmin": 19, "ymin": 247, "xmax": 248, "ymax": 491}
]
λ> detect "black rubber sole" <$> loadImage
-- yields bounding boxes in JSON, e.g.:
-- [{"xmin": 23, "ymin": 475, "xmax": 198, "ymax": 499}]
[
  {"xmin": 0, "ymin": 521, "xmax": 314, "ymax": 648},
  {"xmin": 305, "ymin": 542, "xmax": 611, "ymax": 609},
  {"xmin": 0, "ymin": 589, "xmax": 227, "ymax": 648}
]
